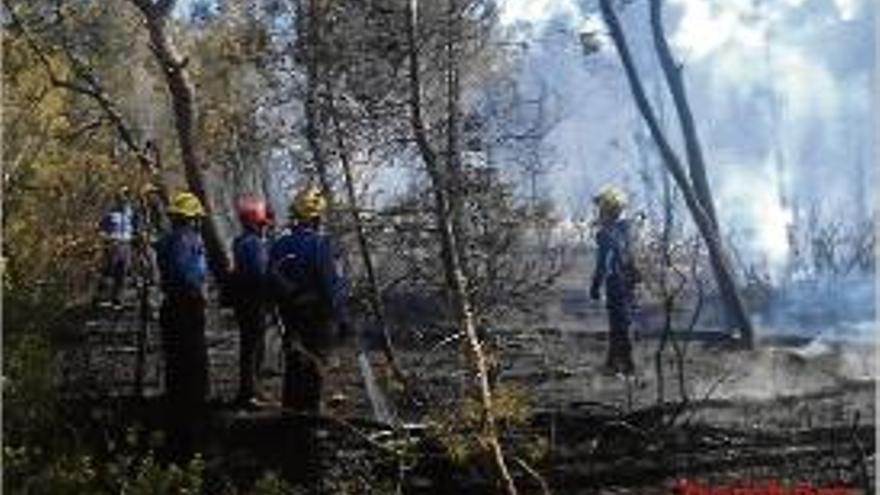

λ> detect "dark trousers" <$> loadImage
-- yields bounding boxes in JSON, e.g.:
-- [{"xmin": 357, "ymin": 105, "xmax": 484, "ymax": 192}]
[
  {"xmin": 98, "ymin": 241, "xmax": 131, "ymax": 303},
  {"xmin": 605, "ymin": 286, "xmax": 635, "ymax": 373},
  {"xmin": 278, "ymin": 305, "xmax": 330, "ymax": 412},
  {"xmin": 159, "ymin": 293, "xmax": 208, "ymax": 461},
  {"xmin": 277, "ymin": 304, "xmax": 331, "ymax": 488},
  {"xmin": 234, "ymin": 297, "xmax": 267, "ymax": 400}
]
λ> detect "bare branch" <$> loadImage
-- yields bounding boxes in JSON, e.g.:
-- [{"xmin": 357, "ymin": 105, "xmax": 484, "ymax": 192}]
[{"xmin": 3, "ymin": 0, "xmax": 156, "ymax": 171}]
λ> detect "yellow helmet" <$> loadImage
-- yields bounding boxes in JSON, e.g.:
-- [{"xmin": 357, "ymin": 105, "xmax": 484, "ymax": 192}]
[
  {"xmin": 291, "ymin": 186, "xmax": 327, "ymax": 220},
  {"xmin": 168, "ymin": 192, "xmax": 206, "ymax": 218},
  {"xmin": 594, "ymin": 187, "xmax": 626, "ymax": 216}
]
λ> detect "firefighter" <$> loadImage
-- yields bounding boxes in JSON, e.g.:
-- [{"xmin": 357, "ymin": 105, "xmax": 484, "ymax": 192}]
[
  {"xmin": 155, "ymin": 191, "xmax": 209, "ymax": 460},
  {"xmin": 269, "ymin": 186, "xmax": 348, "ymax": 413},
  {"xmin": 97, "ymin": 186, "xmax": 135, "ymax": 309},
  {"xmin": 269, "ymin": 186, "xmax": 348, "ymax": 486},
  {"xmin": 590, "ymin": 187, "xmax": 639, "ymax": 376},
  {"xmin": 232, "ymin": 197, "xmax": 271, "ymax": 409}
]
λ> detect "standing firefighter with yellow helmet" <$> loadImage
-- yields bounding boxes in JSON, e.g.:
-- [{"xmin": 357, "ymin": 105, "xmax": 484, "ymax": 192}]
[
  {"xmin": 155, "ymin": 191, "xmax": 209, "ymax": 461},
  {"xmin": 268, "ymin": 186, "xmax": 349, "ymax": 483},
  {"xmin": 269, "ymin": 186, "xmax": 349, "ymax": 410},
  {"xmin": 590, "ymin": 187, "xmax": 641, "ymax": 376}
]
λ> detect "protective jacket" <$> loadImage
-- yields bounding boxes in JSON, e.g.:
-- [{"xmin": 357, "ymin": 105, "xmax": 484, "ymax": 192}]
[
  {"xmin": 269, "ymin": 224, "xmax": 347, "ymax": 322},
  {"xmin": 232, "ymin": 228, "xmax": 269, "ymax": 295},
  {"xmin": 591, "ymin": 218, "xmax": 637, "ymax": 301},
  {"xmin": 156, "ymin": 224, "xmax": 207, "ymax": 296}
]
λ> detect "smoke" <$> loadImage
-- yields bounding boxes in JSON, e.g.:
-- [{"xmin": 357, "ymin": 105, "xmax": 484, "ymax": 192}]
[
  {"xmin": 703, "ymin": 340, "xmax": 876, "ymax": 401},
  {"xmin": 756, "ymin": 275, "xmax": 876, "ymax": 338},
  {"xmin": 499, "ymin": 0, "xmax": 580, "ymax": 26},
  {"xmin": 498, "ymin": 0, "xmax": 874, "ymax": 276},
  {"xmin": 715, "ymin": 164, "xmax": 794, "ymax": 278},
  {"xmin": 669, "ymin": 0, "xmax": 874, "ymax": 278}
]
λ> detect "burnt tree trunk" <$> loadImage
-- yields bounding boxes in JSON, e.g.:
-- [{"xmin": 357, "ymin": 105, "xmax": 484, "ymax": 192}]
[
  {"xmin": 406, "ymin": 1, "xmax": 518, "ymax": 493},
  {"xmin": 130, "ymin": 0, "xmax": 231, "ymax": 279},
  {"xmin": 648, "ymin": 0, "xmax": 753, "ymax": 344},
  {"xmin": 649, "ymin": 0, "xmax": 718, "ymax": 229},
  {"xmin": 444, "ymin": 0, "xmax": 470, "ymax": 280},
  {"xmin": 600, "ymin": 0, "xmax": 753, "ymax": 347}
]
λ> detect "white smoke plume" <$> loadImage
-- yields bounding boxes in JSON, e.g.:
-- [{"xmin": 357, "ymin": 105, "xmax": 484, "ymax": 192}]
[{"xmin": 498, "ymin": 0, "xmax": 874, "ymax": 278}]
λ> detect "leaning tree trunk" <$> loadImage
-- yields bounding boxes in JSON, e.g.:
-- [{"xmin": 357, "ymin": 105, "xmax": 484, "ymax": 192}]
[
  {"xmin": 649, "ymin": 0, "xmax": 718, "ymax": 230},
  {"xmin": 130, "ymin": 0, "xmax": 231, "ymax": 279},
  {"xmin": 648, "ymin": 0, "xmax": 753, "ymax": 344},
  {"xmin": 327, "ymin": 96, "xmax": 408, "ymax": 387},
  {"xmin": 600, "ymin": 0, "xmax": 754, "ymax": 347},
  {"xmin": 406, "ymin": 1, "xmax": 518, "ymax": 493}
]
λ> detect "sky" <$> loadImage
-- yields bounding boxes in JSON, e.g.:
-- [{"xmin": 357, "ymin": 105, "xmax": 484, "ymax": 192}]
[{"xmin": 496, "ymin": 0, "xmax": 875, "ymax": 275}]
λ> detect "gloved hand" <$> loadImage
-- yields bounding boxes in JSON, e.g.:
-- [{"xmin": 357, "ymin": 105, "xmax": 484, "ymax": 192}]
[{"xmin": 590, "ymin": 283, "xmax": 601, "ymax": 301}]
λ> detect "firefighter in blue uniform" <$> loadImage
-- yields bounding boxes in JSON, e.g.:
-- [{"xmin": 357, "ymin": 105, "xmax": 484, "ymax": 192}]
[
  {"xmin": 269, "ymin": 186, "xmax": 348, "ymax": 487},
  {"xmin": 269, "ymin": 186, "xmax": 348, "ymax": 413},
  {"xmin": 590, "ymin": 187, "xmax": 639, "ymax": 376},
  {"xmin": 155, "ymin": 191, "xmax": 209, "ymax": 460},
  {"xmin": 231, "ymin": 197, "xmax": 271, "ymax": 408}
]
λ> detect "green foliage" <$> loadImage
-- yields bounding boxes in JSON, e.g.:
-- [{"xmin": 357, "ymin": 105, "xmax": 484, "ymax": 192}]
[
  {"xmin": 426, "ymin": 383, "xmax": 546, "ymax": 467},
  {"xmin": 3, "ymin": 448, "xmax": 103, "ymax": 495},
  {"xmin": 3, "ymin": 445, "xmax": 209, "ymax": 495},
  {"xmin": 3, "ymin": 334, "xmax": 60, "ymax": 447},
  {"xmin": 0, "ymin": 330, "xmax": 302, "ymax": 494},
  {"xmin": 117, "ymin": 454, "xmax": 205, "ymax": 495},
  {"xmin": 245, "ymin": 471, "xmax": 296, "ymax": 495},
  {"xmin": 2, "ymin": 332, "xmax": 211, "ymax": 494},
  {"xmin": 2, "ymin": 153, "xmax": 126, "ymax": 333},
  {"xmin": 2, "ymin": 21, "xmax": 143, "ymax": 336}
]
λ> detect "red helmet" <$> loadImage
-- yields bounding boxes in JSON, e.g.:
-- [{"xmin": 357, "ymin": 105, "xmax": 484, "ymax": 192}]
[{"xmin": 237, "ymin": 197, "xmax": 268, "ymax": 227}]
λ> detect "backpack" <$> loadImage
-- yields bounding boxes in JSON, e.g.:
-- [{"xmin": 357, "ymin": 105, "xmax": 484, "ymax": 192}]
[
  {"xmin": 609, "ymin": 221, "xmax": 642, "ymax": 289},
  {"xmin": 269, "ymin": 235, "xmax": 326, "ymax": 311}
]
